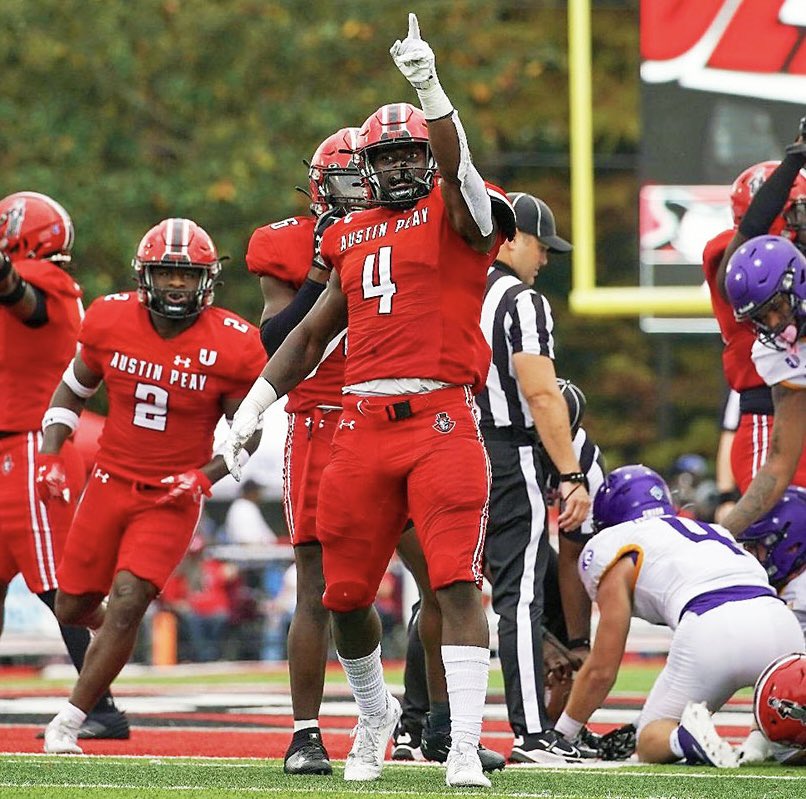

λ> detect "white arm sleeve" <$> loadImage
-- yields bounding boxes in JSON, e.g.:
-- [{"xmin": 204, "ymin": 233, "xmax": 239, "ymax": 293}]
[{"xmin": 452, "ymin": 110, "xmax": 493, "ymax": 237}]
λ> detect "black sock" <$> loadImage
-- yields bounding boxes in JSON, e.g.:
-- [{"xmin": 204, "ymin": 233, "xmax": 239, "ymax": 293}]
[
  {"xmin": 37, "ymin": 590, "xmax": 117, "ymax": 714},
  {"xmin": 428, "ymin": 702, "xmax": 451, "ymax": 733}
]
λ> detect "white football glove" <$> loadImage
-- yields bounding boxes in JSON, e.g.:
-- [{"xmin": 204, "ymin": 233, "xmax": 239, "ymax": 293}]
[
  {"xmin": 222, "ymin": 378, "xmax": 278, "ymax": 481},
  {"xmin": 222, "ymin": 410, "xmax": 259, "ymax": 482},
  {"xmin": 390, "ymin": 13, "xmax": 437, "ymax": 91}
]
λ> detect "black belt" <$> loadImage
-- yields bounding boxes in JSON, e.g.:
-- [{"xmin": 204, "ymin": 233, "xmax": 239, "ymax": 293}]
[
  {"xmin": 0, "ymin": 430, "xmax": 21, "ymax": 439},
  {"xmin": 739, "ymin": 386, "xmax": 774, "ymax": 416},
  {"xmin": 480, "ymin": 426, "xmax": 537, "ymax": 446}
]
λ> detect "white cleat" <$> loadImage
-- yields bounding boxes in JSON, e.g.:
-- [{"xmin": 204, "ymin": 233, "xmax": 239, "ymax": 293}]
[
  {"xmin": 343, "ymin": 692, "xmax": 402, "ymax": 781},
  {"xmin": 446, "ymin": 742, "xmax": 492, "ymax": 788},
  {"xmin": 737, "ymin": 729, "xmax": 773, "ymax": 765},
  {"xmin": 43, "ymin": 715, "xmax": 84, "ymax": 755},
  {"xmin": 677, "ymin": 701, "xmax": 738, "ymax": 768}
]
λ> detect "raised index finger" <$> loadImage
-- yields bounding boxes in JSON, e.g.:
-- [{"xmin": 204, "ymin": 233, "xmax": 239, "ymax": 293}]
[{"xmin": 408, "ymin": 12, "xmax": 421, "ymax": 40}]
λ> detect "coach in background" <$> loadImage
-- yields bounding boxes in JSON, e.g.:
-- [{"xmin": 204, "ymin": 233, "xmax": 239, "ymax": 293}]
[{"xmin": 475, "ymin": 192, "xmax": 591, "ymax": 764}]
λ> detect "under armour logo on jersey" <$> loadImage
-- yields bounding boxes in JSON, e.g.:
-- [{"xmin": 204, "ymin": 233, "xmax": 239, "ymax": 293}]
[
  {"xmin": 432, "ymin": 412, "xmax": 455, "ymax": 434},
  {"xmin": 2, "ymin": 455, "xmax": 12, "ymax": 475},
  {"xmin": 338, "ymin": 419, "xmax": 356, "ymax": 430},
  {"xmin": 174, "ymin": 355, "xmax": 192, "ymax": 368},
  {"xmin": 94, "ymin": 469, "xmax": 110, "ymax": 483}
]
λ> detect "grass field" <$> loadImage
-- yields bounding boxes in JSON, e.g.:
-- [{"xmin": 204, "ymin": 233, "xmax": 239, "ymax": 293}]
[
  {"xmin": 0, "ymin": 660, "xmax": 796, "ymax": 798},
  {"xmin": 0, "ymin": 755, "xmax": 803, "ymax": 799}
]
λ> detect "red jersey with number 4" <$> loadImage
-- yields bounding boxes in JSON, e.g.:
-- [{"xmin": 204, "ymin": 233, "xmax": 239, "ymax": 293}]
[
  {"xmin": 320, "ymin": 184, "xmax": 506, "ymax": 394},
  {"xmin": 0, "ymin": 261, "xmax": 83, "ymax": 432},
  {"xmin": 702, "ymin": 228, "xmax": 765, "ymax": 392},
  {"xmin": 246, "ymin": 214, "xmax": 345, "ymax": 412},
  {"xmin": 78, "ymin": 293, "xmax": 266, "ymax": 483}
]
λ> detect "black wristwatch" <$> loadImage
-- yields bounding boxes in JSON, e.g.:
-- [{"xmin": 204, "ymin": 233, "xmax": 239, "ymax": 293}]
[{"xmin": 559, "ymin": 472, "xmax": 587, "ymax": 486}]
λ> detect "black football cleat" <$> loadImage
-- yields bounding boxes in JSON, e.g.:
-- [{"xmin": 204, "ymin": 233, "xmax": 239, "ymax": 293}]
[
  {"xmin": 37, "ymin": 707, "xmax": 130, "ymax": 740},
  {"xmin": 421, "ymin": 715, "xmax": 506, "ymax": 772},
  {"xmin": 283, "ymin": 729, "xmax": 333, "ymax": 775}
]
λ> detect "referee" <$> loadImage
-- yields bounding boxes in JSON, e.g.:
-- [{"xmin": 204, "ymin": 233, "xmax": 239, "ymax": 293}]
[{"xmin": 476, "ymin": 192, "xmax": 591, "ymax": 764}]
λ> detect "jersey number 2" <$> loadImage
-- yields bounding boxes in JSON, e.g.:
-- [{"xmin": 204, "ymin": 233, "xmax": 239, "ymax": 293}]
[
  {"xmin": 133, "ymin": 383, "xmax": 169, "ymax": 431},
  {"xmin": 362, "ymin": 246, "xmax": 397, "ymax": 314}
]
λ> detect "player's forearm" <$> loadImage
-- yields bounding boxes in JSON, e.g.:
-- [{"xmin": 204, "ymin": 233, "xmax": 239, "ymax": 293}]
[
  {"xmin": 557, "ymin": 537, "xmax": 591, "ymax": 642},
  {"xmin": 562, "ymin": 657, "xmax": 618, "ymax": 725},
  {"xmin": 39, "ymin": 383, "xmax": 87, "ymax": 455},
  {"xmin": 722, "ymin": 462, "xmax": 790, "ymax": 535},
  {"xmin": 260, "ymin": 320, "xmax": 330, "ymax": 397}
]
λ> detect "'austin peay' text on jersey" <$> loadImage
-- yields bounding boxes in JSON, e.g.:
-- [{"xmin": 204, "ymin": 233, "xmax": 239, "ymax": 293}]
[{"xmin": 79, "ymin": 293, "xmax": 266, "ymax": 483}]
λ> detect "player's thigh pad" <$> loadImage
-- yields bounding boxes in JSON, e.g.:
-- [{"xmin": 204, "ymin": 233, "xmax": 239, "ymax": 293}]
[
  {"xmin": 118, "ymin": 489, "xmax": 203, "ymax": 591},
  {"xmin": 284, "ymin": 410, "xmax": 338, "ymax": 546},
  {"xmin": 317, "ymin": 413, "xmax": 408, "ymax": 611}
]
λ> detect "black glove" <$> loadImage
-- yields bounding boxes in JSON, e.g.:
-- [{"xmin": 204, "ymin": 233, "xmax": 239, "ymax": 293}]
[
  {"xmin": 312, "ymin": 208, "xmax": 345, "ymax": 271},
  {"xmin": 597, "ymin": 723, "xmax": 637, "ymax": 761}
]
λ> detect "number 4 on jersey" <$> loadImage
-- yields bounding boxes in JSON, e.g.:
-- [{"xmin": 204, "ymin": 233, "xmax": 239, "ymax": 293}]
[{"xmin": 362, "ymin": 245, "xmax": 397, "ymax": 314}]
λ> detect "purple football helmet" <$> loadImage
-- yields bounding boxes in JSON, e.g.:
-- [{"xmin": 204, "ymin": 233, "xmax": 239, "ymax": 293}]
[
  {"xmin": 593, "ymin": 464, "xmax": 675, "ymax": 532},
  {"xmin": 724, "ymin": 234, "xmax": 806, "ymax": 351},
  {"xmin": 736, "ymin": 486, "xmax": 806, "ymax": 588}
]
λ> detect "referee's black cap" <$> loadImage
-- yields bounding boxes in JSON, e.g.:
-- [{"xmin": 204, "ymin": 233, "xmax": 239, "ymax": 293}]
[{"xmin": 507, "ymin": 192, "xmax": 572, "ymax": 253}]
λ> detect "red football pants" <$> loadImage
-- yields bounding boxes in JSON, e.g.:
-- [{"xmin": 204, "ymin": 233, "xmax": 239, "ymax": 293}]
[
  {"xmin": 283, "ymin": 408, "xmax": 340, "ymax": 546},
  {"xmin": 0, "ymin": 433, "xmax": 84, "ymax": 593},
  {"xmin": 316, "ymin": 387, "xmax": 489, "ymax": 613},
  {"xmin": 732, "ymin": 413, "xmax": 806, "ymax": 492},
  {"xmin": 57, "ymin": 467, "xmax": 203, "ymax": 596}
]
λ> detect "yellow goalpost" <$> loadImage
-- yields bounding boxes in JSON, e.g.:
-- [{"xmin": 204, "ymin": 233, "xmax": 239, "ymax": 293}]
[{"xmin": 567, "ymin": 0, "xmax": 713, "ymax": 317}]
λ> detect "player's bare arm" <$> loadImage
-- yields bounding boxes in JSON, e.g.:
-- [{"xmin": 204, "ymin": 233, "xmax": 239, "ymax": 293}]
[
  {"xmin": 258, "ymin": 274, "xmax": 298, "ymax": 326},
  {"xmin": 40, "ymin": 351, "xmax": 103, "ymax": 456},
  {"xmin": 222, "ymin": 272, "xmax": 348, "ymax": 480},
  {"xmin": 560, "ymin": 557, "xmax": 633, "ymax": 728},
  {"xmin": 390, "ymin": 12, "xmax": 497, "ymax": 253},
  {"xmin": 723, "ymin": 384, "xmax": 806, "ymax": 535}
]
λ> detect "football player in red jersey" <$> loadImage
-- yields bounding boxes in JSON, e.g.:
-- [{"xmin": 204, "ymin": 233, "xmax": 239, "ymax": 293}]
[
  {"xmin": 225, "ymin": 14, "xmax": 515, "ymax": 788},
  {"xmin": 0, "ymin": 191, "xmax": 128, "ymax": 740},
  {"xmin": 701, "ymin": 125, "xmax": 806, "ymax": 508},
  {"xmin": 37, "ymin": 218, "xmax": 267, "ymax": 755},
  {"xmin": 248, "ymin": 128, "xmax": 505, "ymax": 776}
]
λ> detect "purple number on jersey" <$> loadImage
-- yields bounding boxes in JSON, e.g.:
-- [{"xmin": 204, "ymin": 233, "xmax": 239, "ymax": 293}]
[{"xmin": 663, "ymin": 517, "xmax": 745, "ymax": 556}]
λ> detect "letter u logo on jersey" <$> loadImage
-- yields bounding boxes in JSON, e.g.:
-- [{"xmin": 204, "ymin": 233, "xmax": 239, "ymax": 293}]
[{"xmin": 199, "ymin": 348, "xmax": 218, "ymax": 366}]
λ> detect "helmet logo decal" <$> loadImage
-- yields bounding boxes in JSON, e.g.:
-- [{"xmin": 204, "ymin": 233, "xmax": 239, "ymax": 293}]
[
  {"xmin": 649, "ymin": 485, "xmax": 666, "ymax": 501},
  {"xmin": 768, "ymin": 697, "xmax": 806, "ymax": 726}
]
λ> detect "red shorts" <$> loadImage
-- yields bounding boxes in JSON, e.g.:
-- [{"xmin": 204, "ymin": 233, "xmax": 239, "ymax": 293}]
[
  {"xmin": 316, "ymin": 387, "xmax": 489, "ymax": 612},
  {"xmin": 57, "ymin": 467, "xmax": 203, "ymax": 596},
  {"xmin": 732, "ymin": 413, "xmax": 806, "ymax": 492},
  {"xmin": 0, "ymin": 433, "xmax": 84, "ymax": 594},
  {"xmin": 283, "ymin": 408, "xmax": 340, "ymax": 546}
]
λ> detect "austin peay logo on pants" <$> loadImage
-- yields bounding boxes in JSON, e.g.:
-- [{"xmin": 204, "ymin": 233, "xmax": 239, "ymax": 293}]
[{"xmin": 432, "ymin": 412, "xmax": 455, "ymax": 434}]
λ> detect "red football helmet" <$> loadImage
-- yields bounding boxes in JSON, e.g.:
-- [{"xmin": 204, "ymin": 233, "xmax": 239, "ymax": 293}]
[
  {"xmin": 132, "ymin": 218, "xmax": 222, "ymax": 318},
  {"xmin": 308, "ymin": 127, "xmax": 367, "ymax": 217},
  {"xmin": 355, "ymin": 102, "xmax": 437, "ymax": 207},
  {"xmin": 783, "ymin": 169, "xmax": 806, "ymax": 247},
  {"xmin": 730, "ymin": 161, "xmax": 780, "ymax": 227},
  {"xmin": 0, "ymin": 191, "xmax": 74, "ymax": 263},
  {"xmin": 754, "ymin": 652, "xmax": 806, "ymax": 747}
]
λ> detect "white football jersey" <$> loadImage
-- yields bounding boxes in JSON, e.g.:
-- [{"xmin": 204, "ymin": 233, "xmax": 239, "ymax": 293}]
[
  {"xmin": 578, "ymin": 515, "xmax": 772, "ymax": 629},
  {"xmin": 751, "ymin": 338, "xmax": 806, "ymax": 388}
]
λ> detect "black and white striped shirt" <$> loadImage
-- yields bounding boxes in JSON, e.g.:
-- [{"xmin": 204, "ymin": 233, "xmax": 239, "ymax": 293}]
[{"xmin": 476, "ymin": 262, "xmax": 555, "ymax": 430}]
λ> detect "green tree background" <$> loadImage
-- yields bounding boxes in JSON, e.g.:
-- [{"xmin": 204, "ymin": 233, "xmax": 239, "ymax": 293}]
[{"xmin": 0, "ymin": 0, "xmax": 724, "ymax": 476}]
